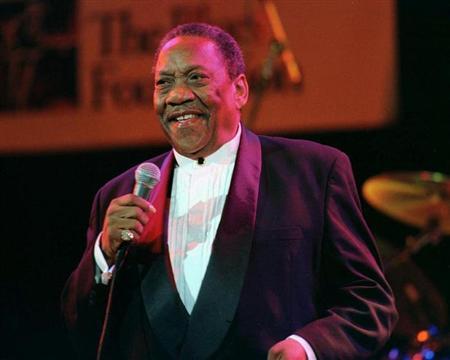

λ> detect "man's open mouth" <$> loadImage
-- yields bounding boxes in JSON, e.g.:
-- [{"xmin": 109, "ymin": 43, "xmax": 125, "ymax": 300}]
[
  {"xmin": 174, "ymin": 114, "xmax": 198, "ymax": 122},
  {"xmin": 167, "ymin": 110, "xmax": 206, "ymax": 122}
]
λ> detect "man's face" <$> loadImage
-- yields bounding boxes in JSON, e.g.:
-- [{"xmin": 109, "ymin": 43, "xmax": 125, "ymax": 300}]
[{"xmin": 153, "ymin": 36, "xmax": 248, "ymax": 159}]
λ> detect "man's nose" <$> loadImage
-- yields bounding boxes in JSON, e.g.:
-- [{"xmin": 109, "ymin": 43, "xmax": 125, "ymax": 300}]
[{"xmin": 166, "ymin": 83, "xmax": 195, "ymax": 105}]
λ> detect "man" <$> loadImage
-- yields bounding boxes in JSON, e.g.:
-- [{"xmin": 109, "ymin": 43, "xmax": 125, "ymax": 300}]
[{"xmin": 62, "ymin": 23, "xmax": 397, "ymax": 359}]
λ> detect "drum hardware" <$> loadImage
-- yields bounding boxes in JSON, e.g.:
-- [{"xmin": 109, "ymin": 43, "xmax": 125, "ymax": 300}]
[
  {"xmin": 363, "ymin": 171, "xmax": 450, "ymax": 266},
  {"xmin": 386, "ymin": 219, "xmax": 442, "ymax": 269},
  {"xmin": 363, "ymin": 171, "xmax": 450, "ymax": 358}
]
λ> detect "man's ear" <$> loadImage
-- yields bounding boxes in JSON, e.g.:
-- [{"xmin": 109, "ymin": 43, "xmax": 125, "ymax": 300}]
[{"xmin": 233, "ymin": 74, "xmax": 249, "ymax": 110}]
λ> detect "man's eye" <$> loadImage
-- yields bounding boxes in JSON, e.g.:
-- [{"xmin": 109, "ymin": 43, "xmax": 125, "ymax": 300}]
[
  {"xmin": 156, "ymin": 78, "xmax": 171, "ymax": 87},
  {"xmin": 189, "ymin": 73, "xmax": 207, "ymax": 81}
]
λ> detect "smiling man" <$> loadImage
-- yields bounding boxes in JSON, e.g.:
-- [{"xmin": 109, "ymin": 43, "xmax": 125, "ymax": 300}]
[
  {"xmin": 153, "ymin": 35, "xmax": 247, "ymax": 160},
  {"xmin": 62, "ymin": 23, "xmax": 397, "ymax": 360}
]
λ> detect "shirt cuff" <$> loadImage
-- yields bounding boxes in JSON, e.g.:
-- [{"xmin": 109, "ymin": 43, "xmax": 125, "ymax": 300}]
[
  {"xmin": 288, "ymin": 335, "xmax": 317, "ymax": 360},
  {"xmin": 94, "ymin": 232, "xmax": 115, "ymax": 285}
]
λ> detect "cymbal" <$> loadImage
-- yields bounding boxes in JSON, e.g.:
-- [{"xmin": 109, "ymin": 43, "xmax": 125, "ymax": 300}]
[{"xmin": 362, "ymin": 171, "xmax": 450, "ymax": 234}]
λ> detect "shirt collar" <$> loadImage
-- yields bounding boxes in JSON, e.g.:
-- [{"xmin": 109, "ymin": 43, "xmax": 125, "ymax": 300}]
[{"xmin": 173, "ymin": 123, "xmax": 241, "ymax": 168}]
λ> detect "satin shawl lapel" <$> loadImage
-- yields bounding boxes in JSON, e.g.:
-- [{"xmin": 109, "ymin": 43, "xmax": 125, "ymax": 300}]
[
  {"xmin": 180, "ymin": 128, "xmax": 262, "ymax": 359},
  {"xmin": 138, "ymin": 152, "xmax": 189, "ymax": 358}
]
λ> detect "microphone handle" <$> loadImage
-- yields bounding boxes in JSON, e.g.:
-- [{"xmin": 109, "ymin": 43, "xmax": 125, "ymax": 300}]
[
  {"xmin": 114, "ymin": 242, "xmax": 129, "ymax": 270},
  {"xmin": 115, "ymin": 181, "xmax": 154, "ymax": 266},
  {"xmin": 97, "ymin": 165, "xmax": 159, "ymax": 359},
  {"xmin": 133, "ymin": 182, "xmax": 152, "ymax": 199}
]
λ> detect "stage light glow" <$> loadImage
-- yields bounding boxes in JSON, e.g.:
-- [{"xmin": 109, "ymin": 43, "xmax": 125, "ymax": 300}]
[
  {"xmin": 417, "ymin": 330, "xmax": 430, "ymax": 343},
  {"xmin": 388, "ymin": 348, "xmax": 400, "ymax": 359},
  {"xmin": 423, "ymin": 349, "xmax": 435, "ymax": 360}
]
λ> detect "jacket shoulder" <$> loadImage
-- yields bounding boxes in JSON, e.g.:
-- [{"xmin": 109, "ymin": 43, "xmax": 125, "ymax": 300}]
[{"xmin": 258, "ymin": 135, "xmax": 348, "ymax": 166}]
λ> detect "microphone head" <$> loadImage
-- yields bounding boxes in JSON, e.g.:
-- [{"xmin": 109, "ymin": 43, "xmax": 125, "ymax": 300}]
[{"xmin": 135, "ymin": 162, "xmax": 160, "ymax": 189}]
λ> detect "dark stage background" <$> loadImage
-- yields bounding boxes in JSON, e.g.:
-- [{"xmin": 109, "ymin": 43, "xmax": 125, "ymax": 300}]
[{"xmin": 1, "ymin": 1, "xmax": 449, "ymax": 359}]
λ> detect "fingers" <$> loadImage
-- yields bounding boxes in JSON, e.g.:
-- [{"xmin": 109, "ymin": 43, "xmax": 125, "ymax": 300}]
[
  {"xmin": 268, "ymin": 339, "xmax": 307, "ymax": 360},
  {"xmin": 118, "ymin": 218, "xmax": 145, "ymax": 235},
  {"xmin": 113, "ymin": 194, "xmax": 155, "ymax": 211},
  {"xmin": 108, "ymin": 194, "xmax": 155, "ymax": 214},
  {"xmin": 101, "ymin": 194, "xmax": 157, "ymax": 261},
  {"xmin": 267, "ymin": 349, "xmax": 281, "ymax": 360},
  {"xmin": 113, "ymin": 206, "xmax": 150, "ymax": 227}
]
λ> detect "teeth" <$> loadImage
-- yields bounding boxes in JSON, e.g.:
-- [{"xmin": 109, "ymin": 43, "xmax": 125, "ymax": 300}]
[{"xmin": 175, "ymin": 114, "xmax": 197, "ymax": 121}]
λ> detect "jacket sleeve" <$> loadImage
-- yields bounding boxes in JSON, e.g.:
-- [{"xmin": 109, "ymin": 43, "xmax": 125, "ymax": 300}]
[
  {"xmin": 61, "ymin": 189, "xmax": 110, "ymax": 358},
  {"xmin": 296, "ymin": 152, "xmax": 398, "ymax": 359}
]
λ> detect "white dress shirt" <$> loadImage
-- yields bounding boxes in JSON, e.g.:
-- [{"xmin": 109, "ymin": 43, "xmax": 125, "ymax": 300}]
[
  {"xmin": 168, "ymin": 125, "xmax": 241, "ymax": 314},
  {"xmin": 93, "ymin": 124, "xmax": 316, "ymax": 359}
]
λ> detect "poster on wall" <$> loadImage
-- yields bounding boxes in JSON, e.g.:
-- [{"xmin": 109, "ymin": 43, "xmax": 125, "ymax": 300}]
[{"xmin": 0, "ymin": 0, "xmax": 396, "ymax": 153}]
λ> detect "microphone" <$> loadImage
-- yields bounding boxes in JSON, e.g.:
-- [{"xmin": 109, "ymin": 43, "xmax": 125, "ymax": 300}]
[
  {"xmin": 133, "ymin": 162, "xmax": 161, "ymax": 200},
  {"xmin": 117, "ymin": 162, "xmax": 160, "ymax": 257},
  {"xmin": 96, "ymin": 162, "xmax": 160, "ymax": 360}
]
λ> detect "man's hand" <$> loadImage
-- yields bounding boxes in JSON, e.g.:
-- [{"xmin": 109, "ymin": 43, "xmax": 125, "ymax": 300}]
[
  {"xmin": 268, "ymin": 339, "xmax": 307, "ymax": 360},
  {"xmin": 101, "ymin": 194, "xmax": 155, "ymax": 264}
]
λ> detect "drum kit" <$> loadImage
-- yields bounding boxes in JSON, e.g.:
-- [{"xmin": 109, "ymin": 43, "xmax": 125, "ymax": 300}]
[{"xmin": 362, "ymin": 171, "xmax": 450, "ymax": 359}]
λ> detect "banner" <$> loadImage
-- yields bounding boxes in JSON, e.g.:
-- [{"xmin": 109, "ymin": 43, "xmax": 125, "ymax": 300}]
[{"xmin": 0, "ymin": 0, "xmax": 396, "ymax": 153}]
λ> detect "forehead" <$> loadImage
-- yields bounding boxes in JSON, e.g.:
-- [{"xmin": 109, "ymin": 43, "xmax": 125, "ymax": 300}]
[{"xmin": 155, "ymin": 36, "xmax": 225, "ymax": 73}]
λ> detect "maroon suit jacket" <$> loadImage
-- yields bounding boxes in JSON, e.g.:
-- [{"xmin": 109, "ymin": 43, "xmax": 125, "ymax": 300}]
[{"xmin": 62, "ymin": 126, "xmax": 397, "ymax": 359}]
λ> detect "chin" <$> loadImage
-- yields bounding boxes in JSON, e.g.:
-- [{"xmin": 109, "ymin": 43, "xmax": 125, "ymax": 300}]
[
  {"xmin": 174, "ymin": 139, "xmax": 209, "ymax": 156},
  {"xmin": 174, "ymin": 145, "xmax": 204, "ymax": 158}
]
